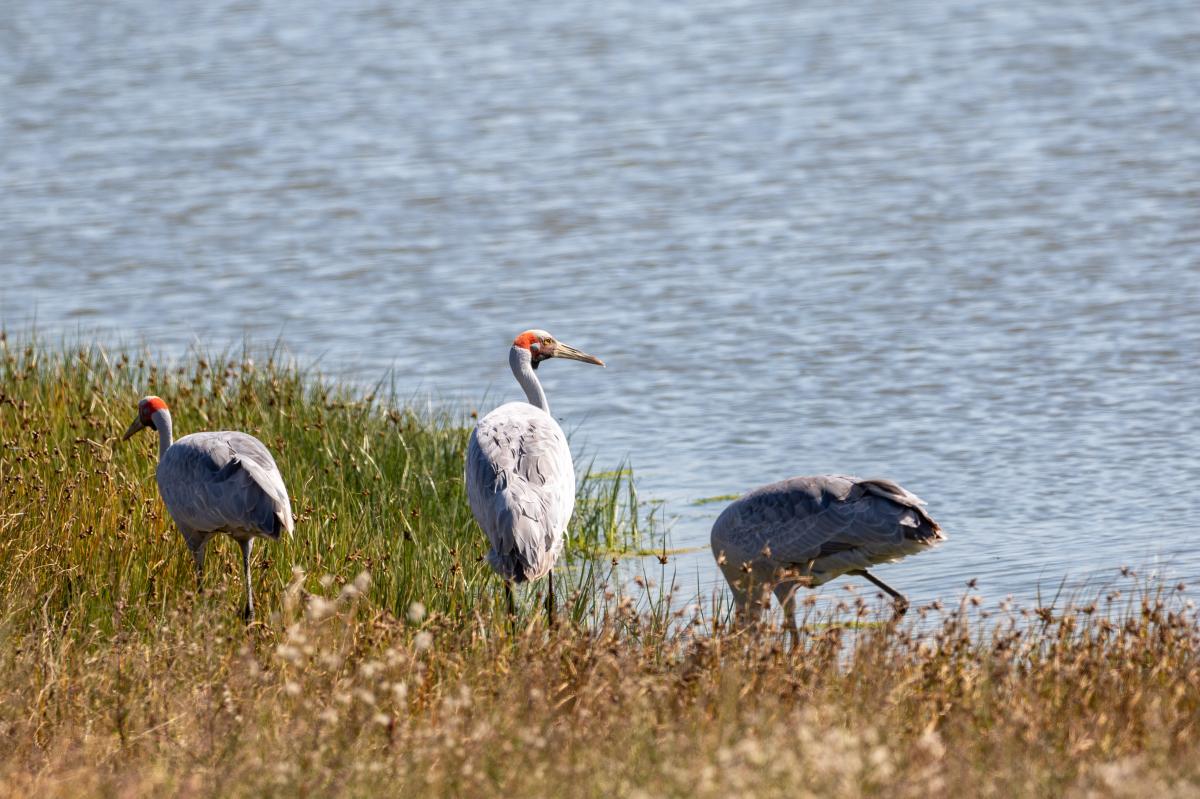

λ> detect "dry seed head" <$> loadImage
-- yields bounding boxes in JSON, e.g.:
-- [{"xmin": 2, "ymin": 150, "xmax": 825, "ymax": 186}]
[
  {"xmin": 408, "ymin": 602, "xmax": 427, "ymax": 623},
  {"xmin": 275, "ymin": 644, "xmax": 303, "ymax": 664},
  {"xmin": 917, "ymin": 728, "xmax": 946, "ymax": 760},
  {"xmin": 340, "ymin": 571, "xmax": 370, "ymax": 599},
  {"xmin": 306, "ymin": 596, "xmax": 335, "ymax": 620}
]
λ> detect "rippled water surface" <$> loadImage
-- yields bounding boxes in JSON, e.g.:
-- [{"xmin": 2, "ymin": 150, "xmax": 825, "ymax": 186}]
[{"xmin": 3, "ymin": 0, "xmax": 1198, "ymax": 608}]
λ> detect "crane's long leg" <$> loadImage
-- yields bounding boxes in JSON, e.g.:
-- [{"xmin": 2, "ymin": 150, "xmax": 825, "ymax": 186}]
[
  {"xmin": 191, "ymin": 545, "xmax": 206, "ymax": 591},
  {"xmin": 849, "ymin": 569, "xmax": 909, "ymax": 616},
  {"xmin": 239, "ymin": 538, "xmax": 255, "ymax": 623},
  {"xmin": 184, "ymin": 529, "xmax": 208, "ymax": 593},
  {"xmin": 782, "ymin": 561, "xmax": 818, "ymax": 648},
  {"xmin": 775, "ymin": 583, "xmax": 799, "ymax": 649},
  {"xmin": 546, "ymin": 571, "xmax": 556, "ymax": 628},
  {"xmin": 504, "ymin": 581, "xmax": 516, "ymax": 625}
]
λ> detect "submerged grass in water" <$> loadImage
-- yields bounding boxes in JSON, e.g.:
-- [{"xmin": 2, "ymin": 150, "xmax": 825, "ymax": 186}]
[
  {"xmin": 0, "ymin": 339, "xmax": 1198, "ymax": 797},
  {"xmin": 692, "ymin": 493, "xmax": 742, "ymax": 505}
]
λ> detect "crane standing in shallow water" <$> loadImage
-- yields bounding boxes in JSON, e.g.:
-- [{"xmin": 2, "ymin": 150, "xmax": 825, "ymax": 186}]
[
  {"xmin": 711, "ymin": 475, "xmax": 945, "ymax": 636},
  {"xmin": 123, "ymin": 396, "xmax": 294, "ymax": 622},
  {"xmin": 465, "ymin": 330, "xmax": 604, "ymax": 624}
]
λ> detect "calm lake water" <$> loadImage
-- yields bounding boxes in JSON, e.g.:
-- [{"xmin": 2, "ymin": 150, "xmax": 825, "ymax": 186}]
[{"xmin": 2, "ymin": 0, "xmax": 1198, "ymax": 611}]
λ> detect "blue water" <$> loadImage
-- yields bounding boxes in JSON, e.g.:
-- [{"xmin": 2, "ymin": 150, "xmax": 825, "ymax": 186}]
[{"xmin": 3, "ymin": 0, "xmax": 1198, "ymax": 610}]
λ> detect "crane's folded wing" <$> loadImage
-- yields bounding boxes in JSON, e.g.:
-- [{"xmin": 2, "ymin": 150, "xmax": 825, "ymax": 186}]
[
  {"xmin": 157, "ymin": 432, "xmax": 293, "ymax": 538},
  {"xmin": 466, "ymin": 403, "xmax": 575, "ymax": 581},
  {"xmin": 712, "ymin": 475, "xmax": 942, "ymax": 568}
]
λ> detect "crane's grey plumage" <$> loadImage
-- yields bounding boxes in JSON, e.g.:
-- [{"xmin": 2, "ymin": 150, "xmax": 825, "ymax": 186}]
[
  {"xmin": 467, "ymin": 402, "xmax": 574, "ymax": 583},
  {"xmin": 123, "ymin": 396, "xmax": 293, "ymax": 621},
  {"xmin": 711, "ymin": 474, "xmax": 945, "ymax": 630},
  {"xmin": 465, "ymin": 330, "xmax": 604, "ymax": 621}
]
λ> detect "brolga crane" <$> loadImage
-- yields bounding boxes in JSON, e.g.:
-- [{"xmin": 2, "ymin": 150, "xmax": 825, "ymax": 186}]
[
  {"xmin": 711, "ymin": 475, "xmax": 945, "ymax": 635},
  {"xmin": 465, "ymin": 329, "xmax": 604, "ymax": 624},
  {"xmin": 122, "ymin": 396, "xmax": 294, "ymax": 622}
]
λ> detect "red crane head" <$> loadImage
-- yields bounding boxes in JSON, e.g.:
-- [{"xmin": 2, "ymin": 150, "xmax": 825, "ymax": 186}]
[
  {"xmin": 512, "ymin": 329, "xmax": 604, "ymax": 370},
  {"xmin": 123, "ymin": 395, "xmax": 169, "ymax": 439}
]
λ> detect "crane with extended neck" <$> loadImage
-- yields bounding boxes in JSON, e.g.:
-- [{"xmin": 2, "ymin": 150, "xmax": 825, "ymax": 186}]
[{"xmin": 465, "ymin": 329, "xmax": 604, "ymax": 623}]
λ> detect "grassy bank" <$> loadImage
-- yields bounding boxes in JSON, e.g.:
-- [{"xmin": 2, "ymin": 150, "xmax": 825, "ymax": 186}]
[
  {"xmin": 1, "ymin": 340, "xmax": 1198, "ymax": 797},
  {"xmin": 0, "ymin": 338, "xmax": 647, "ymax": 632}
]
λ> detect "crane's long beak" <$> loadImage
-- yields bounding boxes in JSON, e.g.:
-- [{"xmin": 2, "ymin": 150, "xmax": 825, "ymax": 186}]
[
  {"xmin": 122, "ymin": 417, "xmax": 145, "ymax": 441},
  {"xmin": 554, "ymin": 342, "xmax": 605, "ymax": 367}
]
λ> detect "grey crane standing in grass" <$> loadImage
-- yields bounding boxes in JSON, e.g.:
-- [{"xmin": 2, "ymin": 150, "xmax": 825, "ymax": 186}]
[
  {"xmin": 122, "ymin": 396, "xmax": 294, "ymax": 622},
  {"xmin": 711, "ymin": 475, "xmax": 945, "ymax": 636},
  {"xmin": 466, "ymin": 330, "xmax": 605, "ymax": 624}
]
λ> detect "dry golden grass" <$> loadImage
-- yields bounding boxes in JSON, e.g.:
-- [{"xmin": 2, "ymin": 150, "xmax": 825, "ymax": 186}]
[
  {"xmin": 1, "ymin": 581, "xmax": 1198, "ymax": 797},
  {"xmin": 1, "ymin": 339, "xmax": 1198, "ymax": 797}
]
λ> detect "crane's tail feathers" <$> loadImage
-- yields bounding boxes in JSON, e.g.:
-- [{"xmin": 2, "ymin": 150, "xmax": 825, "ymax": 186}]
[
  {"xmin": 860, "ymin": 478, "xmax": 945, "ymax": 541},
  {"xmin": 486, "ymin": 551, "xmax": 530, "ymax": 583},
  {"xmin": 273, "ymin": 510, "xmax": 294, "ymax": 539},
  {"xmin": 908, "ymin": 524, "xmax": 946, "ymax": 545},
  {"xmin": 486, "ymin": 548, "xmax": 555, "ymax": 583}
]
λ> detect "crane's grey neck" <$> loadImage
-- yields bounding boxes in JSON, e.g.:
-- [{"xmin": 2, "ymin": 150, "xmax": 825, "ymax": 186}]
[
  {"xmin": 151, "ymin": 409, "xmax": 174, "ymax": 459},
  {"xmin": 509, "ymin": 346, "xmax": 548, "ymax": 414}
]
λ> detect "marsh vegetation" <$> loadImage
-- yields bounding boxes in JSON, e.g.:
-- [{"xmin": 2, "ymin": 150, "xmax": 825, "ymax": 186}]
[{"xmin": 0, "ymin": 340, "xmax": 1196, "ymax": 796}]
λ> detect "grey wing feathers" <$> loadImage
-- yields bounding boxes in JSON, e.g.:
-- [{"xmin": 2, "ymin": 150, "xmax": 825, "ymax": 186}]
[
  {"xmin": 711, "ymin": 475, "xmax": 860, "ymax": 563},
  {"xmin": 157, "ymin": 432, "xmax": 293, "ymax": 539},
  {"xmin": 857, "ymin": 478, "xmax": 941, "ymax": 535},
  {"xmin": 711, "ymin": 475, "xmax": 944, "ymax": 581},
  {"xmin": 223, "ymin": 432, "xmax": 294, "ymax": 535},
  {"xmin": 466, "ymin": 403, "xmax": 574, "ymax": 582}
]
